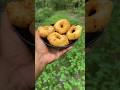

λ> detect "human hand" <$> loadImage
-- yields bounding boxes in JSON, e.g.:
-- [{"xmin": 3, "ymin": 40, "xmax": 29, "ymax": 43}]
[{"xmin": 35, "ymin": 31, "xmax": 72, "ymax": 79}]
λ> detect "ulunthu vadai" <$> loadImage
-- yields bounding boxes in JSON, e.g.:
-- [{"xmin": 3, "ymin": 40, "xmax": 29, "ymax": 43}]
[
  {"xmin": 6, "ymin": 1, "xmax": 34, "ymax": 28},
  {"xmin": 86, "ymin": 0, "xmax": 113, "ymax": 33},
  {"xmin": 47, "ymin": 32, "xmax": 69, "ymax": 47},
  {"xmin": 38, "ymin": 26, "xmax": 55, "ymax": 38},
  {"xmin": 67, "ymin": 25, "xmax": 82, "ymax": 40},
  {"xmin": 54, "ymin": 19, "xmax": 70, "ymax": 34}
]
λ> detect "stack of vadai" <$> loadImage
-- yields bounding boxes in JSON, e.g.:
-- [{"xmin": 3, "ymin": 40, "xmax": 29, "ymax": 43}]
[
  {"xmin": 37, "ymin": 19, "xmax": 83, "ymax": 47},
  {"xmin": 86, "ymin": 0, "xmax": 113, "ymax": 33}
]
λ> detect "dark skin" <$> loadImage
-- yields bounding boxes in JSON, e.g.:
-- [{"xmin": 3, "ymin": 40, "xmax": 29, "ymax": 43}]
[{"xmin": 0, "ymin": 12, "xmax": 72, "ymax": 89}]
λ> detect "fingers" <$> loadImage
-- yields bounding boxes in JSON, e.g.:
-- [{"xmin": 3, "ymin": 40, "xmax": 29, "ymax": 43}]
[
  {"xmin": 35, "ymin": 31, "xmax": 39, "ymax": 42},
  {"xmin": 35, "ymin": 31, "xmax": 48, "ymax": 55},
  {"xmin": 35, "ymin": 31, "xmax": 42, "ymax": 45},
  {"xmin": 35, "ymin": 31, "xmax": 40, "ymax": 49},
  {"xmin": 35, "ymin": 31, "xmax": 45, "ymax": 47}
]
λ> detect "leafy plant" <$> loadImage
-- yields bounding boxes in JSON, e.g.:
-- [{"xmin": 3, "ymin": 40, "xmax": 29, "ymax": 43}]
[
  {"xmin": 42, "ymin": 11, "xmax": 80, "ymax": 25},
  {"xmin": 35, "ymin": 7, "xmax": 53, "ymax": 22}
]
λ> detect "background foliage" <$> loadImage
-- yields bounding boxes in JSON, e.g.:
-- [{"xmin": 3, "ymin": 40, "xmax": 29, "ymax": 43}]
[{"xmin": 35, "ymin": 0, "xmax": 85, "ymax": 90}]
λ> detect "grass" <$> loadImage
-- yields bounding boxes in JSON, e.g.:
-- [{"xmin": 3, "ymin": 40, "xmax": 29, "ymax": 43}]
[{"xmin": 42, "ymin": 11, "xmax": 81, "ymax": 25}]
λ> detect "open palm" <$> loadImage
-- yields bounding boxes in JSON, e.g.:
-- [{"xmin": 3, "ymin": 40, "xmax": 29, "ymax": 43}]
[{"xmin": 35, "ymin": 31, "xmax": 72, "ymax": 64}]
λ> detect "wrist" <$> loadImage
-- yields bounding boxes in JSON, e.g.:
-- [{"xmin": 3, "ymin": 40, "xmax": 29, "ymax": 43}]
[
  {"xmin": 35, "ymin": 53, "xmax": 46, "ymax": 79},
  {"xmin": 40, "ymin": 55, "xmax": 49, "ymax": 65}
]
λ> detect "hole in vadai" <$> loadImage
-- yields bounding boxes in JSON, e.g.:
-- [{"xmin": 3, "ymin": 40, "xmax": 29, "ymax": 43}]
[
  {"xmin": 72, "ymin": 30, "xmax": 75, "ymax": 33},
  {"xmin": 51, "ymin": 24, "xmax": 54, "ymax": 26},
  {"xmin": 61, "ymin": 25, "xmax": 63, "ymax": 28},
  {"xmin": 56, "ymin": 36, "xmax": 61, "ymax": 39}
]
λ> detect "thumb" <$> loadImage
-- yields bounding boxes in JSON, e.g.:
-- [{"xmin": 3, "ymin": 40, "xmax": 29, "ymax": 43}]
[{"xmin": 35, "ymin": 30, "xmax": 47, "ymax": 51}]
